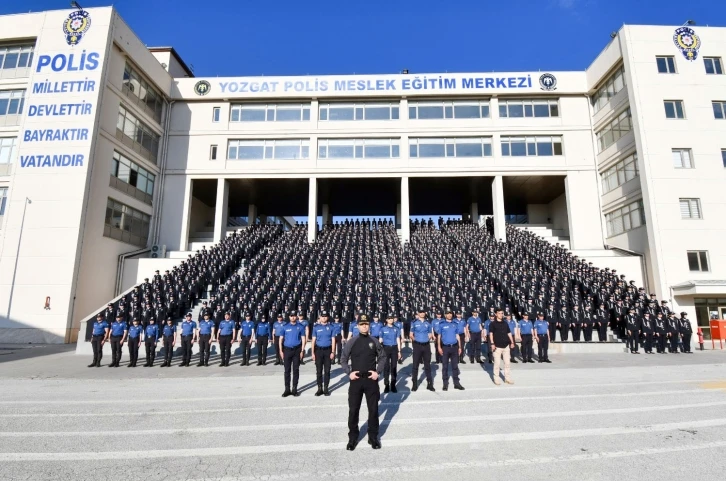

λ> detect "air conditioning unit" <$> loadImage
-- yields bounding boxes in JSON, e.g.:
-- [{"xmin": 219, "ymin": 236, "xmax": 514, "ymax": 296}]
[{"xmin": 150, "ymin": 244, "xmax": 167, "ymax": 258}]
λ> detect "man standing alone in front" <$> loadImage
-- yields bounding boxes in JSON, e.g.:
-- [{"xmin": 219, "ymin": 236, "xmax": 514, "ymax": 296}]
[{"xmin": 489, "ymin": 308, "xmax": 515, "ymax": 385}]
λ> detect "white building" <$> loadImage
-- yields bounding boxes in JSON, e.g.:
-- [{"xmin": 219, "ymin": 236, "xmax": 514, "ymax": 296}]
[{"xmin": 0, "ymin": 6, "xmax": 723, "ymax": 344}]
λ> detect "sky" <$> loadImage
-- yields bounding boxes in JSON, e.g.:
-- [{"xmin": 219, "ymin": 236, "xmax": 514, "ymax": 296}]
[{"xmin": 4, "ymin": 0, "xmax": 724, "ymax": 78}]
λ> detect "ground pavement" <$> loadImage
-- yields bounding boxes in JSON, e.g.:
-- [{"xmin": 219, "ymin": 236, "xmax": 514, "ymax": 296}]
[{"xmin": 1, "ymin": 344, "xmax": 726, "ymax": 480}]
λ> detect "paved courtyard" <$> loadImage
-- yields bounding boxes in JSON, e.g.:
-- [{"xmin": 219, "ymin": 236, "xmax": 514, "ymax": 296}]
[{"xmin": 1, "ymin": 345, "xmax": 726, "ymax": 480}]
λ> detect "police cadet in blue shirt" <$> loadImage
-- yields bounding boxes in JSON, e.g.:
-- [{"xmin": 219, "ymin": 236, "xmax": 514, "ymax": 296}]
[
  {"xmin": 280, "ymin": 311, "xmax": 306, "ymax": 397},
  {"xmin": 109, "ymin": 314, "xmax": 128, "ymax": 368},
  {"xmin": 179, "ymin": 313, "xmax": 197, "ymax": 367},
  {"xmin": 160, "ymin": 317, "xmax": 176, "ymax": 367},
  {"xmin": 88, "ymin": 313, "xmax": 109, "ymax": 367},
  {"xmin": 126, "ymin": 318, "xmax": 143, "ymax": 367},
  {"xmin": 332, "ymin": 313, "xmax": 344, "ymax": 365},
  {"xmin": 455, "ymin": 310, "xmax": 467, "ymax": 364},
  {"xmin": 465, "ymin": 309, "xmax": 484, "ymax": 364},
  {"xmin": 143, "ymin": 316, "xmax": 158, "ymax": 367},
  {"xmin": 518, "ymin": 312, "xmax": 535, "ymax": 363},
  {"xmin": 197, "ymin": 312, "xmax": 215, "ymax": 367},
  {"xmin": 506, "ymin": 314, "xmax": 519, "ymax": 363},
  {"xmin": 370, "ymin": 315, "xmax": 383, "ymax": 339},
  {"xmin": 347, "ymin": 319, "xmax": 360, "ymax": 341},
  {"xmin": 218, "ymin": 312, "xmax": 236, "ymax": 367},
  {"xmin": 255, "ymin": 315, "xmax": 271, "ymax": 365},
  {"xmin": 239, "ymin": 312, "xmax": 256, "ymax": 366},
  {"xmin": 312, "ymin": 310, "xmax": 335, "ymax": 396},
  {"xmin": 534, "ymin": 312, "xmax": 552, "ymax": 363},
  {"xmin": 272, "ymin": 313, "xmax": 286, "ymax": 365},
  {"xmin": 410, "ymin": 308, "xmax": 435, "ymax": 392},
  {"xmin": 436, "ymin": 309, "xmax": 465, "ymax": 391},
  {"xmin": 379, "ymin": 313, "xmax": 402, "ymax": 393}
]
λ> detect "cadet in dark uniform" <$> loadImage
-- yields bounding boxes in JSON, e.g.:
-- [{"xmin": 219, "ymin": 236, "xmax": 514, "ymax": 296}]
[
  {"xmin": 680, "ymin": 312, "xmax": 693, "ymax": 353},
  {"xmin": 127, "ymin": 318, "xmax": 143, "ymax": 367},
  {"xmin": 197, "ymin": 313, "xmax": 215, "ymax": 366},
  {"xmin": 667, "ymin": 313, "xmax": 680, "ymax": 353},
  {"xmin": 655, "ymin": 312, "xmax": 667, "ymax": 353},
  {"xmin": 465, "ymin": 309, "xmax": 483, "ymax": 364},
  {"xmin": 410, "ymin": 309, "xmax": 435, "ymax": 392},
  {"xmin": 255, "ymin": 316, "xmax": 271, "ymax": 365},
  {"xmin": 641, "ymin": 312, "xmax": 654, "ymax": 354},
  {"xmin": 582, "ymin": 311, "xmax": 594, "ymax": 342},
  {"xmin": 626, "ymin": 307, "xmax": 641, "ymax": 354},
  {"xmin": 218, "ymin": 313, "xmax": 236, "ymax": 366},
  {"xmin": 311, "ymin": 310, "xmax": 335, "ymax": 396},
  {"xmin": 380, "ymin": 314, "xmax": 401, "ymax": 393},
  {"xmin": 109, "ymin": 314, "xmax": 128, "ymax": 368},
  {"xmin": 340, "ymin": 315, "xmax": 386, "ymax": 450},
  {"xmin": 518, "ymin": 313, "xmax": 534, "ymax": 363},
  {"xmin": 239, "ymin": 313, "xmax": 256, "ymax": 366},
  {"xmin": 179, "ymin": 313, "xmax": 197, "ymax": 367},
  {"xmin": 272, "ymin": 313, "xmax": 286, "ymax": 365},
  {"xmin": 534, "ymin": 312, "xmax": 551, "ymax": 362},
  {"xmin": 436, "ymin": 310, "xmax": 465, "ymax": 391},
  {"xmin": 89, "ymin": 314, "xmax": 109, "ymax": 367},
  {"xmin": 143, "ymin": 317, "xmax": 158, "ymax": 367},
  {"xmin": 595, "ymin": 303, "xmax": 609, "ymax": 342},
  {"xmin": 280, "ymin": 311, "xmax": 306, "ymax": 397},
  {"xmin": 161, "ymin": 317, "xmax": 176, "ymax": 367}
]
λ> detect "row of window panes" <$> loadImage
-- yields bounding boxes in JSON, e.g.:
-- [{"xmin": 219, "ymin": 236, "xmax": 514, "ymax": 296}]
[
  {"xmin": 0, "ymin": 187, "xmax": 6, "ymax": 216},
  {"xmin": 409, "ymin": 137, "xmax": 493, "ymax": 158},
  {"xmin": 500, "ymin": 136, "xmax": 563, "ymax": 156},
  {"xmin": 592, "ymin": 66, "xmax": 626, "ymax": 113},
  {"xmin": 116, "ymin": 106, "xmax": 160, "ymax": 163},
  {"xmin": 601, "ymin": 152, "xmax": 638, "ymax": 193},
  {"xmin": 122, "ymin": 62, "xmax": 164, "ymax": 123},
  {"xmin": 0, "ymin": 137, "xmax": 17, "ymax": 164},
  {"xmin": 227, "ymin": 139, "xmax": 309, "ymax": 160},
  {"xmin": 318, "ymin": 139, "xmax": 399, "ymax": 159},
  {"xmin": 656, "ymin": 55, "xmax": 723, "ymax": 75},
  {"xmin": 499, "ymin": 99, "xmax": 559, "ymax": 118},
  {"xmin": 319, "ymin": 102, "xmax": 399, "ymax": 121},
  {"xmin": 0, "ymin": 90, "xmax": 25, "ymax": 116},
  {"xmin": 596, "ymin": 108, "xmax": 632, "ymax": 152},
  {"xmin": 408, "ymin": 100, "xmax": 491, "ymax": 119},
  {"xmin": 105, "ymin": 198, "xmax": 151, "ymax": 245},
  {"xmin": 0, "ymin": 45, "xmax": 34, "ymax": 70},
  {"xmin": 605, "ymin": 199, "xmax": 645, "ymax": 236},
  {"xmin": 230, "ymin": 104, "xmax": 310, "ymax": 122},
  {"xmin": 679, "ymin": 198, "xmax": 702, "ymax": 219},
  {"xmin": 111, "ymin": 151, "xmax": 156, "ymax": 195}
]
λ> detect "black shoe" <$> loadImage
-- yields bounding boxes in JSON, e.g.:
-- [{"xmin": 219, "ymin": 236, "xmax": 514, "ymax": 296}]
[
  {"xmin": 219, "ymin": 362, "xmax": 225, "ymax": 367},
  {"xmin": 179, "ymin": 363, "xmax": 186, "ymax": 367},
  {"xmin": 545, "ymin": 359, "xmax": 552, "ymax": 363},
  {"xmin": 315, "ymin": 387, "xmax": 323, "ymax": 397},
  {"xmin": 383, "ymin": 384, "xmax": 390, "ymax": 393},
  {"xmin": 412, "ymin": 381, "xmax": 418, "ymax": 392},
  {"xmin": 427, "ymin": 383, "xmax": 435, "ymax": 392},
  {"xmin": 96, "ymin": 363, "xmax": 101, "ymax": 367},
  {"xmin": 292, "ymin": 389, "xmax": 300, "ymax": 397},
  {"xmin": 274, "ymin": 361, "xmax": 281, "ymax": 365},
  {"xmin": 109, "ymin": 363, "xmax": 115, "ymax": 368},
  {"xmin": 127, "ymin": 364, "xmax": 134, "ymax": 368},
  {"xmin": 528, "ymin": 360, "xmax": 535, "ymax": 363},
  {"xmin": 538, "ymin": 360, "xmax": 542, "ymax": 363},
  {"xmin": 88, "ymin": 363, "xmax": 96, "ymax": 368},
  {"xmin": 204, "ymin": 362, "xmax": 209, "ymax": 366},
  {"xmin": 397, "ymin": 359, "xmax": 403, "ymax": 365},
  {"xmin": 460, "ymin": 358, "xmax": 467, "ymax": 364},
  {"xmin": 197, "ymin": 363, "xmax": 204, "ymax": 367},
  {"xmin": 442, "ymin": 385, "xmax": 448, "ymax": 391},
  {"xmin": 323, "ymin": 387, "xmax": 331, "ymax": 396},
  {"xmin": 478, "ymin": 358, "xmax": 485, "ymax": 364},
  {"xmin": 454, "ymin": 384, "xmax": 465, "ymax": 391},
  {"xmin": 346, "ymin": 440, "xmax": 358, "ymax": 451},
  {"xmin": 257, "ymin": 361, "xmax": 262, "ymax": 366},
  {"xmin": 391, "ymin": 385, "xmax": 398, "ymax": 393},
  {"xmin": 511, "ymin": 360, "xmax": 518, "ymax": 363},
  {"xmin": 368, "ymin": 438, "xmax": 381, "ymax": 449},
  {"xmin": 143, "ymin": 363, "xmax": 150, "ymax": 367},
  {"xmin": 282, "ymin": 390, "xmax": 291, "ymax": 398},
  {"xmin": 300, "ymin": 360, "xmax": 306, "ymax": 365}
]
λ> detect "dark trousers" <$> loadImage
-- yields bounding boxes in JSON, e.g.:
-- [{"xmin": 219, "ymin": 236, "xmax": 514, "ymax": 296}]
[
  {"xmin": 520, "ymin": 334, "xmax": 533, "ymax": 361},
  {"xmin": 571, "ymin": 323, "xmax": 581, "ymax": 341},
  {"xmin": 583, "ymin": 326, "xmax": 593, "ymax": 342},
  {"xmin": 459, "ymin": 336, "xmax": 467, "ymax": 361},
  {"xmin": 434, "ymin": 334, "xmax": 441, "ymax": 362},
  {"xmin": 656, "ymin": 333, "xmax": 666, "ymax": 352},
  {"xmin": 283, "ymin": 345, "xmax": 302, "ymax": 390},
  {"xmin": 314, "ymin": 346, "xmax": 332, "ymax": 386},
  {"xmin": 537, "ymin": 335, "xmax": 549, "ymax": 360},
  {"xmin": 412, "ymin": 342, "xmax": 433, "ymax": 384},
  {"xmin": 163, "ymin": 336, "xmax": 174, "ymax": 364},
  {"xmin": 181, "ymin": 335, "xmax": 193, "ymax": 363},
  {"xmin": 441, "ymin": 344, "xmax": 460, "ymax": 385},
  {"xmin": 628, "ymin": 329, "xmax": 640, "ymax": 352},
  {"xmin": 219, "ymin": 335, "xmax": 232, "ymax": 364},
  {"xmin": 682, "ymin": 333, "xmax": 692, "ymax": 352},
  {"xmin": 110, "ymin": 336, "xmax": 123, "ymax": 364},
  {"xmin": 334, "ymin": 335, "xmax": 342, "ymax": 362},
  {"xmin": 127, "ymin": 338, "xmax": 140, "ymax": 365},
  {"xmin": 241, "ymin": 336, "xmax": 252, "ymax": 362},
  {"xmin": 273, "ymin": 336, "xmax": 282, "ymax": 363},
  {"xmin": 145, "ymin": 339, "xmax": 156, "ymax": 365},
  {"xmin": 91, "ymin": 335, "xmax": 104, "ymax": 364},
  {"xmin": 257, "ymin": 335, "xmax": 268, "ymax": 363},
  {"xmin": 469, "ymin": 331, "xmax": 482, "ymax": 360},
  {"xmin": 643, "ymin": 332, "xmax": 653, "ymax": 353},
  {"xmin": 669, "ymin": 334, "xmax": 679, "ymax": 352},
  {"xmin": 548, "ymin": 322, "xmax": 557, "ymax": 342},
  {"xmin": 403, "ymin": 323, "xmax": 411, "ymax": 339},
  {"xmin": 348, "ymin": 378, "xmax": 380, "ymax": 442},
  {"xmin": 383, "ymin": 345, "xmax": 398, "ymax": 385},
  {"xmin": 199, "ymin": 334, "xmax": 211, "ymax": 364},
  {"xmin": 597, "ymin": 323, "xmax": 608, "ymax": 341},
  {"xmin": 558, "ymin": 324, "xmax": 569, "ymax": 341}
]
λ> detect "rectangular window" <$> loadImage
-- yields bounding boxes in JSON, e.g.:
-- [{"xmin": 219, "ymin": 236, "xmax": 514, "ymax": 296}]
[
  {"xmin": 679, "ymin": 198, "xmax": 702, "ymax": 219},
  {"xmin": 0, "ymin": 137, "xmax": 18, "ymax": 164},
  {"xmin": 687, "ymin": 251, "xmax": 709, "ymax": 272},
  {"xmin": 318, "ymin": 139, "xmax": 399, "ymax": 159},
  {"xmin": 0, "ymin": 89, "xmax": 25, "ymax": 126},
  {"xmin": 722, "ymin": 149, "xmax": 726, "ymax": 168},
  {"xmin": 713, "ymin": 101, "xmax": 726, "ymax": 119},
  {"xmin": 501, "ymin": 136, "xmax": 563, "ymax": 157},
  {"xmin": 110, "ymin": 151, "xmax": 155, "ymax": 204},
  {"xmin": 122, "ymin": 62, "xmax": 164, "ymax": 123},
  {"xmin": 212, "ymin": 107, "xmax": 220, "ymax": 122},
  {"xmin": 664, "ymin": 100, "xmax": 685, "ymax": 119},
  {"xmin": 104, "ymin": 198, "xmax": 151, "ymax": 247},
  {"xmin": 656, "ymin": 56, "xmax": 677, "ymax": 74},
  {"xmin": 408, "ymin": 100, "xmax": 490, "ymax": 119},
  {"xmin": 596, "ymin": 108, "xmax": 632, "ymax": 152},
  {"xmin": 0, "ymin": 44, "xmax": 34, "ymax": 79},
  {"xmin": 591, "ymin": 66, "xmax": 626, "ymax": 113},
  {"xmin": 0, "ymin": 187, "xmax": 7, "ymax": 219},
  {"xmin": 227, "ymin": 139, "xmax": 309, "ymax": 160},
  {"xmin": 499, "ymin": 99, "xmax": 559, "ymax": 118},
  {"xmin": 319, "ymin": 102, "xmax": 399, "ymax": 121},
  {"xmin": 601, "ymin": 152, "xmax": 639, "ymax": 193},
  {"xmin": 605, "ymin": 199, "xmax": 646, "ymax": 237},
  {"xmin": 704, "ymin": 57, "xmax": 723, "ymax": 75},
  {"xmin": 409, "ymin": 137, "xmax": 493, "ymax": 158},
  {"xmin": 210, "ymin": 145, "xmax": 218, "ymax": 160},
  {"xmin": 116, "ymin": 106, "xmax": 161, "ymax": 164},
  {"xmin": 671, "ymin": 148, "xmax": 693, "ymax": 169},
  {"xmin": 229, "ymin": 103, "xmax": 311, "ymax": 122}
]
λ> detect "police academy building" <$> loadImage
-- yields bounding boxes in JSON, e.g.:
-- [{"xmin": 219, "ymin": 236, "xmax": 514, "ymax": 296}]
[{"xmin": 0, "ymin": 5, "xmax": 723, "ymax": 345}]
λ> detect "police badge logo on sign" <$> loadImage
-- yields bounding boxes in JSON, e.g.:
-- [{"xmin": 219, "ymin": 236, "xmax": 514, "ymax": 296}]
[
  {"xmin": 63, "ymin": 8, "xmax": 91, "ymax": 46},
  {"xmin": 673, "ymin": 27, "xmax": 701, "ymax": 61},
  {"xmin": 539, "ymin": 73, "xmax": 557, "ymax": 91}
]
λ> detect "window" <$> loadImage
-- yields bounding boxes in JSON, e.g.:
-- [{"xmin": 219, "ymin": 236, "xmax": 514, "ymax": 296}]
[
  {"xmin": 0, "ymin": 187, "xmax": 7, "ymax": 219},
  {"xmin": 704, "ymin": 57, "xmax": 723, "ymax": 75},
  {"xmin": 210, "ymin": 145, "xmax": 218, "ymax": 160},
  {"xmin": 722, "ymin": 149, "xmax": 726, "ymax": 168},
  {"xmin": 116, "ymin": 106, "xmax": 161, "ymax": 163},
  {"xmin": 601, "ymin": 152, "xmax": 639, "ymax": 193},
  {"xmin": 605, "ymin": 199, "xmax": 645, "ymax": 236},
  {"xmin": 672, "ymin": 149, "xmax": 693, "ymax": 169},
  {"xmin": 227, "ymin": 139, "xmax": 309, "ymax": 160},
  {"xmin": 0, "ymin": 137, "xmax": 17, "ymax": 164},
  {"xmin": 229, "ymin": 103, "xmax": 310, "ymax": 122},
  {"xmin": 110, "ymin": 151, "xmax": 156, "ymax": 205},
  {"xmin": 713, "ymin": 101, "xmax": 726, "ymax": 119},
  {"xmin": 679, "ymin": 198, "xmax": 702, "ymax": 219},
  {"xmin": 104, "ymin": 198, "xmax": 151, "ymax": 247},
  {"xmin": 318, "ymin": 139, "xmax": 400, "ymax": 159},
  {"xmin": 0, "ymin": 44, "xmax": 34, "ymax": 79},
  {"xmin": 212, "ymin": 107, "xmax": 220, "ymax": 122},
  {"xmin": 656, "ymin": 56, "xmax": 677, "ymax": 74},
  {"xmin": 687, "ymin": 251, "xmax": 709, "ymax": 272},
  {"xmin": 500, "ymin": 136, "xmax": 563, "ymax": 157},
  {"xmin": 408, "ymin": 100, "xmax": 490, "ymax": 119},
  {"xmin": 596, "ymin": 108, "xmax": 632, "ymax": 152},
  {"xmin": 122, "ymin": 62, "xmax": 164, "ymax": 123},
  {"xmin": 319, "ymin": 102, "xmax": 399, "ymax": 121},
  {"xmin": 591, "ymin": 66, "xmax": 626, "ymax": 113},
  {"xmin": 664, "ymin": 100, "xmax": 685, "ymax": 119},
  {"xmin": 0, "ymin": 90, "xmax": 25, "ymax": 126},
  {"xmin": 409, "ymin": 137, "xmax": 493, "ymax": 158},
  {"xmin": 499, "ymin": 99, "xmax": 559, "ymax": 118}
]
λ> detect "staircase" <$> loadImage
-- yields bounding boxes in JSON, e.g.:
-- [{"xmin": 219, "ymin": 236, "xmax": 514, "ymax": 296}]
[{"xmin": 512, "ymin": 224, "xmax": 571, "ymax": 249}]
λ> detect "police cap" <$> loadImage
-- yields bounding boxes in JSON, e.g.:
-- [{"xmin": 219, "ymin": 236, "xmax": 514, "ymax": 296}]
[{"xmin": 358, "ymin": 314, "xmax": 370, "ymax": 324}]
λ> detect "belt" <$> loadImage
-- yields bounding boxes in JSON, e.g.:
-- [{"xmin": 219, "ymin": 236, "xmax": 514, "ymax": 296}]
[
  {"xmin": 182, "ymin": 335, "xmax": 193, "ymax": 338},
  {"xmin": 537, "ymin": 333, "xmax": 548, "ymax": 336},
  {"xmin": 443, "ymin": 343, "xmax": 458, "ymax": 347},
  {"xmin": 315, "ymin": 345, "xmax": 331, "ymax": 349},
  {"xmin": 383, "ymin": 344, "xmax": 398, "ymax": 347},
  {"xmin": 283, "ymin": 345, "xmax": 301, "ymax": 350},
  {"xmin": 111, "ymin": 335, "xmax": 122, "ymax": 338},
  {"xmin": 521, "ymin": 333, "xmax": 532, "ymax": 336},
  {"xmin": 414, "ymin": 341, "xmax": 429, "ymax": 345}
]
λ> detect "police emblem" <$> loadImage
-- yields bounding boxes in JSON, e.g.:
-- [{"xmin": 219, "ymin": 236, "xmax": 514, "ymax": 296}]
[
  {"xmin": 194, "ymin": 80, "xmax": 211, "ymax": 96},
  {"xmin": 539, "ymin": 73, "xmax": 557, "ymax": 91},
  {"xmin": 673, "ymin": 27, "xmax": 701, "ymax": 61},
  {"xmin": 368, "ymin": 342, "xmax": 374, "ymax": 349},
  {"xmin": 63, "ymin": 9, "xmax": 91, "ymax": 46}
]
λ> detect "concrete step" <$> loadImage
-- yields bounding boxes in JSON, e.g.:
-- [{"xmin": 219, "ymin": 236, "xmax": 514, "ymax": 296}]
[{"xmin": 548, "ymin": 342, "xmax": 628, "ymax": 354}]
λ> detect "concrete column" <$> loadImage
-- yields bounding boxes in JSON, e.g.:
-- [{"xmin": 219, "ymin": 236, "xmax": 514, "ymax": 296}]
[
  {"xmin": 470, "ymin": 202, "xmax": 479, "ymax": 225},
  {"xmin": 307, "ymin": 177, "xmax": 317, "ymax": 243},
  {"xmin": 492, "ymin": 175, "xmax": 506, "ymax": 242},
  {"xmin": 322, "ymin": 203, "xmax": 330, "ymax": 227},
  {"xmin": 179, "ymin": 178, "xmax": 194, "ymax": 250},
  {"xmin": 395, "ymin": 203, "xmax": 401, "ymax": 229},
  {"xmin": 213, "ymin": 178, "xmax": 229, "ymax": 243},
  {"xmin": 401, "ymin": 177, "xmax": 410, "ymax": 244},
  {"xmin": 565, "ymin": 171, "xmax": 604, "ymax": 249},
  {"xmin": 247, "ymin": 204, "xmax": 257, "ymax": 226}
]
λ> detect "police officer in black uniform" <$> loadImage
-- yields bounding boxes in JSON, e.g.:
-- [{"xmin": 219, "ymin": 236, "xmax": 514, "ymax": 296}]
[
  {"xmin": 680, "ymin": 312, "xmax": 693, "ymax": 353},
  {"xmin": 626, "ymin": 307, "xmax": 641, "ymax": 354}
]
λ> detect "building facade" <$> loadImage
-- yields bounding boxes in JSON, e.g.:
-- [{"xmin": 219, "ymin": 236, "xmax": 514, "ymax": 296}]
[{"xmin": 0, "ymin": 6, "xmax": 723, "ymax": 343}]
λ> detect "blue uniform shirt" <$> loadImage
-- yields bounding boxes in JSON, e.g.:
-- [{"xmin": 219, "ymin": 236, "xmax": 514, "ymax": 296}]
[
  {"xmin": 299, "ymin": 319, "xmax": 310, "ymax": 336},
  {"xmin": 394, "ymin": 321, "xmax": 403, "ymax": 333},
  {"xmin": 128, "ymin": 324, "xmax": 143, "ymax": 338},
  {"xmin": 349, "ymin": 322, "xmax": 360, "ymax": 337},
  {"xmin": 198, "ymin": 320, "xmax": 215, "ymax": 336},
  {"xmin": 466, "ymin": 316, "xmax": 483, "ymax": 333},
  {"xmin": 438, "ymin": 321, "xmax": 459, "ymax": 345},
  {"xmin": 218, "ymin": 320, "xmax": 235, "ymax": 336},
  {"xmin": 110, "ymin": 321, "xmax": 127, "ymax": 337},
  {"xmin": 240, "ymin": 320, "xmax": 255, "ymax": 337},
  {"xmin": 432, "ymin": 318, "xmax": 442, "ymax": 335},
  {"xmin": 312, "ymin": 324, "xmax": 333, "ymax": 347},
  {"xmin": 282, "ymin": 323, "xmax": 305, "ymax": 347},
  {"xmin": 273, "ymin": 320, "xmax": 286, "ymax": 337},
  {"xmin": 411, "ymin": 319, "xmax": 433, "ymax": 343},
  {"xmin": 534, "ymin": 320, "xmax": 549, "ymax": 335},
  {"xmin": 456, "ymin": 318, "xmax": 467, "ymax": 335},
  {"xmin": 92, "ymin": 320, "xmax": 109, "ymax": 336},
  {"xmin": 256, "ymin": 322, "xmax": 270, "ymax": 336},
  {"xmin": 370, "ymin": 321, "xmax": 383, "ymax": 338},
  {"xmin": 180, "ymin": 320, "xmax": 196, "ymax": 337},
  {"xmin": 331, "ymin": 322, "xmax": 343, "ymax": 337},
  {"xmin": 144, "ymin": 324, "xmax": 158, "ymax": 341},
  {"xmin": 507, "ymin": 319, "xmax": 518, "ymax": 335},
  {"xmin": 380, "ymin": 325, "xmax": 400, "ymax": 346},
  {"xmin": 484, "ymin": 319, "xmax": 492, "ymax": 334},
  {"xmin": 518, "ymin": 319, "xmax": 534, "ymax": 335},
  {"xmin": 162, "ymin": 324, "xmax": 176, "ymax": 337}
]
